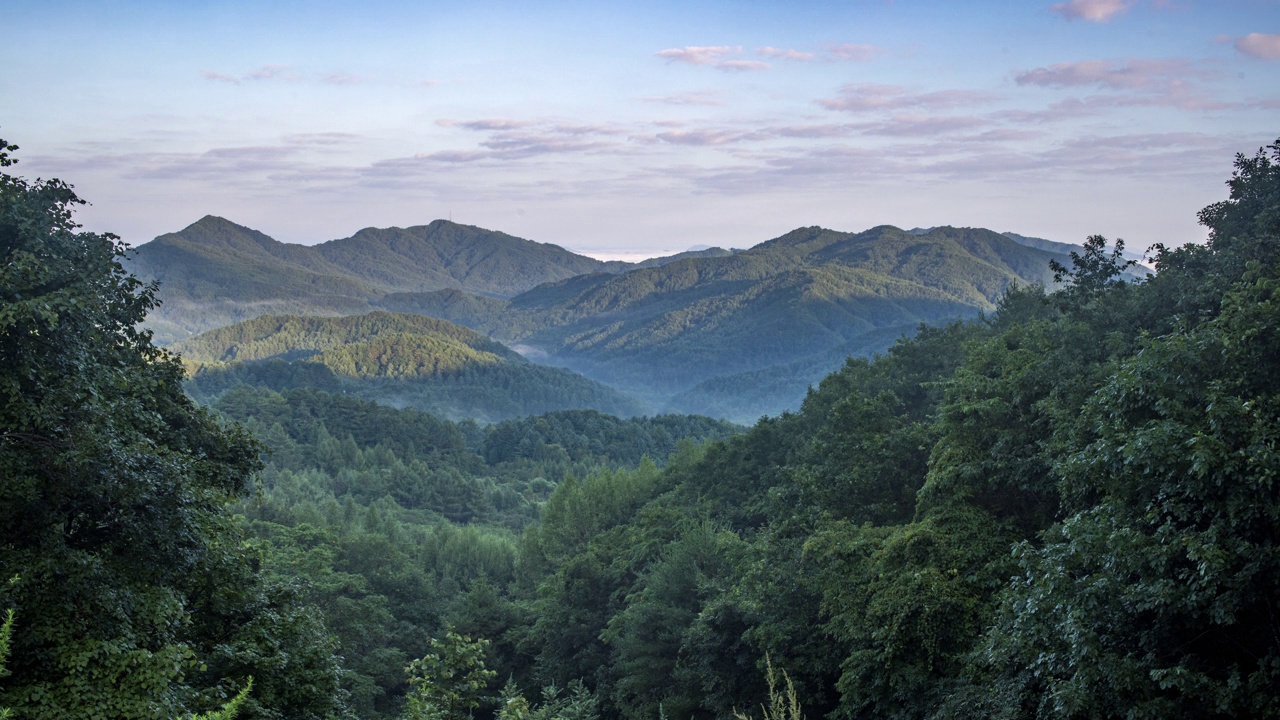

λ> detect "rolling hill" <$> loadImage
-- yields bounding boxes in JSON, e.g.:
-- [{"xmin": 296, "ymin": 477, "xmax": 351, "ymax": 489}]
[
  {"xmin": 176, "ymin": 311, "xmax": 644, "ymax": 422},
  {"xmin": 135, "ymin": 217, "xmax": 1072, "ymax": 420}
]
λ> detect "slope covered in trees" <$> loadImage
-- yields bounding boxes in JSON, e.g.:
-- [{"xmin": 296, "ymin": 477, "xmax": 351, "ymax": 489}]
[
  {"xmin": 128, "ymin": 213, "xmax": 1070, "ymax": 419},
  {"xmin": 178, "ymin": 312, "xmax": 646, "ymax": 422},
  {"xmin": 7, "ymin": 134, "xmax": 1278, "ymax": 720},
  {"xmin": 0, "ymin": 139, "xmax": 348, "ymax": 719}
]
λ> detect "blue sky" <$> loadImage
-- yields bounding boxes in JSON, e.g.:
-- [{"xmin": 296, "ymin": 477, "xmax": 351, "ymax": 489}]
[{"xmin": 3, "ymin": 0, "xmax": 1277, "ymax": 258}]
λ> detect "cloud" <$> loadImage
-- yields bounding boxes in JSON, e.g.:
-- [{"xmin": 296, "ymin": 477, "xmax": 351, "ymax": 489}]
[
  {"xmin": 285, "ymin": 132, "xmax": 362, "ymax": 146},
  {"xmin": 655, "ymin": 46, "xmax": 740, "ymax": 66},
  {"xmin": 1049, "ymin": 0, "xmax": 1130, "ymax": 22},
  {"xmin": 322, "ymin": 73, "xmax": 360, "ymax": 85},
  {"xmin": 757, "ymin": 47, "xmax": 814, "ymax": 61},
  {"xmin": 201, "ymin": 71, "xmax": 240, "ymax": 83},
  {"xmin": 200, "ymin": 65, "xmax": 295, "ymax": 84},
  {"xmin": 768, "ymin": 124, "xmax": 855, "ymax": 139},
  {"xmin": 817, "ymin": 83, "xmax": 998, "ymax": 113},
  {"xmin": 828, "ymin": 44, "xmax": 884, "ymax": 62},
  {"xmin": 859, "ymin": 115, "xmax": 989, "ymax": 137},
  {"xmin": 1014, "ymin": 58, "xmax": 1203, "ymax": 90},
  {"xmin": 716, "ymin": 60, "xmax": 770, "ymax": 72},
  {"xmin": 438, "ymin": 118, "xmax": 532, "ymax": 131},
  {"xmin": 655, "ymin": 129, "xmax": 760, "ymax": 146},
  {"xmin": 1235, "ymin": 33, "xmax": 1280, "ymax": 60},
  {"xmin": 247, "ymin": 65, "xmax": 291, "ymax": 80},
  {"xmin": 415, "ymin": 79, "xmax": 439, "ymax": 88},
  {"xmin": 641, "ymin": 90, "xmax": 725, "ymax": 106},
  {"xmin": 655, "ymin": 45, "xmax": 769, "ymax": 72}
]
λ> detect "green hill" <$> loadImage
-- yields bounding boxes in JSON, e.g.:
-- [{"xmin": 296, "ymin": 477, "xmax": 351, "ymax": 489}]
[
  {"xmin": 134, "ymin": 216, "xmax": 1069, "ymax": 419},
  {"xmin": 126, "ymin": 216, "xmax": 621, "ymax": 343},
  {"xmin": 177, "ymin": 312, "xmax": 644, "ymax": 422},
  {"xmin": 470, "ymin": 225, "xmax": 1067, "ymax": 397}
]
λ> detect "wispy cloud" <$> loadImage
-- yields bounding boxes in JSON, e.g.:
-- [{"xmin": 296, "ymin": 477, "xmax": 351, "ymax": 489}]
[
  {"xmin": 859, "ymin": 115, "xmax": 990, "ymax": 137},
  {"xmin": 201, "ymin": 65, "xmax": 296, "ymax": 84},
  {"xmin": 817, "ymin": 83, "xmax": 998, "ymax": 113},
  {"xmin": 828, "ymin": 43, "xmax": 885, "ymax": 62},
  {"xmin": 1012, "ymin": 58, "xmax": 1239, "ymax": 111},
  {"xmin": 655, "ymin": 45, "xmax": 770, "ymax": 72},
  {"xmin": 717, "ymin": 60, "xmax": 770, "ymax": 72},
  {"xmin": 322, "ymin": 73, "xmax": 360, "ymax": 86},
  {"xmin": 655, "ymin": 45, "xmax": 740, "ymax": 66},
  {"xmin": 1235, "ymin": 33, "xmax": 1280, "ymax": 60},
  {"xmin": 284, "ymin": 132, "xmax": 362, "ymax": 146},
  {"xmin": 1015, "ymin": 58, "xmax": 1203, "ymax": 90},
  {"xmin": 757, "ymin": 47, "xmax": 815, "ymax": 61},
  {"xmin": 1049, "ymin": 0, "xmax": 1130, "ymax": 22},
  {"xmin": 641, "ymin": 90, "xmax": 725, "ymax": 106},
  {"xmin": 655, "ymin": 129, "xmax": 761, "ymax": 146},
  {"xmin": 438, "ymin": 118, "xmax": 532, "ymax": 131}
]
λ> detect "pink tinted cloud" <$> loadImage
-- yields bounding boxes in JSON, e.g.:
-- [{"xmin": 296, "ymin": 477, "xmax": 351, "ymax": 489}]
[
  {"xmin": 757, "ymin": 47, "xmax": 815, "ymax": 61},
  {"xmin": 641, "ymin": 90, "xmax": 724, "ymax": 106},
  {"xmin": 1049, "ymin": 0, "xmax": 1130, "ymax": 22},
  {"xmin": 828, "ymin": 44, "xmax": 884, "ymax": 62},
  {"xmin": 655, "ymin": 46, "xmax": 740, "ymax": 66},
  {"xmin": 655, "ymin": 129, "xmax": 758, "ymax": 146},
  {"xmin": 655, "ymin": 46, "xmax": 769, "ymax": 71},
  {"xmin": 717, "ymin": 60, "xmax": 770, "ymax": 72},
  {"xmin": 818, "ymin": 83, "xmax": 997, "ymax": 113},
  {"xmin": 1015, "ymin": 59, "xmax": 1201, "ymax": 90},
  {"xmin": 438, "ymin": 118, "xmax": 532, "ymax": 131},
  {"xmin": 201, "ymin": 65, "xmax": 295, "ymax": 84},
  {"xmin": 247, "ymin": 65, "xmax": 292, "ymax": 80},
  {"xmin": 1235, "ymin": 33, "xmax": 1280, "ymax": 60}
]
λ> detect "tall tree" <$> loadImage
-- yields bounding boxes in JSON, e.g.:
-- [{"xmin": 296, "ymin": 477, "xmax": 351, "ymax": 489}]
[{"xmin": 0, "ymin": 139, "xmax": 345, "ymax": 718}]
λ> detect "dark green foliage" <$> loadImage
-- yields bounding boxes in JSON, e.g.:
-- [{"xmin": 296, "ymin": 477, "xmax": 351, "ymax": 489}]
[
  {"xmin": 0, "ymin": 140, "xmax": 346, "ymax": 719},
  {"xmin": 15, "ymin": 134, "xmax": 1280, "ymax": 720}
]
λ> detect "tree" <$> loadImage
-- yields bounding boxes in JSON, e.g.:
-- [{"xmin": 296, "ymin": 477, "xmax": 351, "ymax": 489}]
[
  {"xmin": 403, "ymin": 630, "xmax": 497, "ymax": 720},
  {"xmin": 0, "ymin": 139, "xmax": 345, "ymax": 718}
]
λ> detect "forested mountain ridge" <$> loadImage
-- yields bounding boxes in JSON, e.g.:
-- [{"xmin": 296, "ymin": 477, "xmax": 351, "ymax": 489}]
[
  {"xmin": 7, "ymin": 132, "xmax": 1280, "ymax": 720},
  {"xmin": 478, "ymin": 225, "xmax": 1069, "ymax": 405},
  {"xmin": 125, "ymin": 216, "xmax": 622, "ymax": 343},
  {"xmin": 177, "ymin": 311, "xmax": 646, "ymax": 421},
  {"xmin": 133, "ymin": 216, "xmax": 1070, "ymax": 418}
]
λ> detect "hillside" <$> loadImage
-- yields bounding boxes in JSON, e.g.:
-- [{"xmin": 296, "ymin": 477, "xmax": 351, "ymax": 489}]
[
  {"xmin": 176, "ymin": 311, "xmax": 644, "ymax": 421},
  {"xmin": 133, "ymin": 216, "xmax": 1069, "ymax": 419},
  {"xmin": 126, "ymin": 216, "xmax": 620, "ymax": 343},
  {"xmin": 477, "ymin": 225, "xmax": 1068, "ymax": 397}
]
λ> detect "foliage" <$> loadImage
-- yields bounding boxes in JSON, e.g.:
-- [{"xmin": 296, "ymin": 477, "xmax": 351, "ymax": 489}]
[
  {"xmin": 190, "ymin": 678, "xmax": 254, "ymax": 720},
  {"xmin": 0, "ymin": 139, "xmax": 346, "ymax": 719},
  {"xmin": 496, "ymin": 680, "xmax": 599, "ymax": 720},
  {"xmin": 403, "ymin": 631, "xmax": 498, "ymax": 720},
  {"xmin": 732, "ymin": 657, "xmax": 803, "ymax": 720}
]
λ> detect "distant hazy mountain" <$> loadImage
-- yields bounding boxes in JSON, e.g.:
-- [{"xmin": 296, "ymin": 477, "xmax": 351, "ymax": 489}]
[
  {"xmin": 138, "ymin": 217, "xmax": 1071, "ymax": 420},
  {"xmin": 910, "ymin": 226, "xmax": 1149, "ymax": 264},
  {"xmin": 176, "ymin": 311, "xmax": 643, "ymax": 422},
  {"xmin": 129, "ymin": 217, "xmax": 752, "ymax": 344},
  {"xmin": 485, "ymin": 225, "xmax": 1069, "ymax": 396},
  {"xmin": 127, "ymin": 216, "xmax": 619, "ymax": 343}
]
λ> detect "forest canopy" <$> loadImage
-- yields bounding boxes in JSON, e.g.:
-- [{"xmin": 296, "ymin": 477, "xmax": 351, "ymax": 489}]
[{"xmin": 1, "ymin": 136, "xmax": 1278, "ymax": 720}]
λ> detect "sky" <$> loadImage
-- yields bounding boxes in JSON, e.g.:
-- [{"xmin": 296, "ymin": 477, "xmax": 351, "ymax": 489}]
[{"xmin": 2, "ymin": 0, "xmax": 1278, "ymax": 259}]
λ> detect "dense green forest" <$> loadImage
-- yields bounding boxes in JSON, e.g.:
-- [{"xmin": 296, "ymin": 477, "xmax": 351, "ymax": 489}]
[
  {"xmin": 3, "ymin": 135, "xmax": 1279, "ymax": 720},
  {"xmin": 178, "ymin": 313, "xmax": 647, "ymax": 422}
]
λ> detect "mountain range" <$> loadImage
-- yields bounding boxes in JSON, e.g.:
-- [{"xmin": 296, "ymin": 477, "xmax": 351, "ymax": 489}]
[{"xmin": 131, "ymin": 216, "xmax": 1071, "ymax": 421}]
